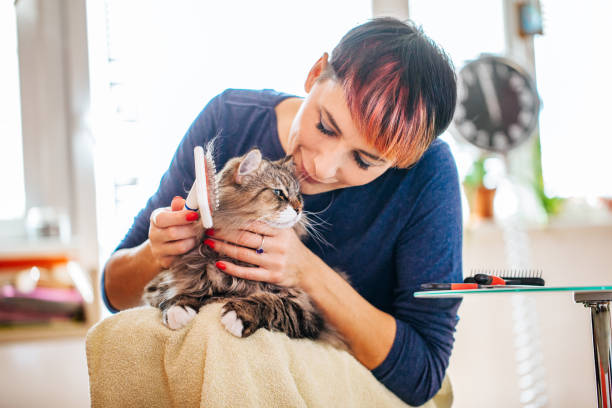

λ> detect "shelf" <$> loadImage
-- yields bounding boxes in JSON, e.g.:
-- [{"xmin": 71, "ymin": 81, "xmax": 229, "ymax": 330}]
[
  {"xmin": 463, "ymin": 203, "xmax": 612, "ymax": 234},
  {"xmin": 0, "ymin": 320, "xmax": 91, "ymax": 342},
  {"xmin": 0, "ymin": 247, "xmax": 100, "ymax": 343}
]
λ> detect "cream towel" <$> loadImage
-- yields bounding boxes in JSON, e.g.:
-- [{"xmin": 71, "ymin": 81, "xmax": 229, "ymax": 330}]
[{"xmin": 86, "ymin": 303, "xmax": 452, "ymax": 408}]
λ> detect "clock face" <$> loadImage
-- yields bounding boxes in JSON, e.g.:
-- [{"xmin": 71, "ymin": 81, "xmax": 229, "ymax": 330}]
[{"xmin": 453, "ymin": 56, "xmax": 540, "ymax": 153}]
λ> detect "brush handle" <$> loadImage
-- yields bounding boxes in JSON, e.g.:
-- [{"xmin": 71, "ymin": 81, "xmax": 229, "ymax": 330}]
[
  {"xmin": 421, "ymin": 283, "xmax": 480, "ymax": 290},
  {"xmin": 185, "ymin": 184, "xmax": 199, "ymax": 212},
  {"xmin": 502, "ymin": 277, "xmax": 545, "ymax": 286}
]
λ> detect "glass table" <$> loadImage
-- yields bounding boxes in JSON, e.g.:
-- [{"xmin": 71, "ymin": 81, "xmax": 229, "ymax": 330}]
[{"xmin": 415, "ymin": 286, "xmax": 612, "ymax": 408}]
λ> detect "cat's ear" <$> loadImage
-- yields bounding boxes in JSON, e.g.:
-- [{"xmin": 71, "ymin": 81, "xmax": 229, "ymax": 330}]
[
  {"xmin": 235, "ymin": 149, "xmax": 262, "ymax": 184},
  {"xmin": 280, "ymin": 155, "xmax": 295, "ymax": 170}
]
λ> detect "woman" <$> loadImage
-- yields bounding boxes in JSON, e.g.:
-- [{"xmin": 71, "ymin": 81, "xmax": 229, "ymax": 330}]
[{"xmin": 102, "ymin": 17, "xmax": 462, "ymax": 406}]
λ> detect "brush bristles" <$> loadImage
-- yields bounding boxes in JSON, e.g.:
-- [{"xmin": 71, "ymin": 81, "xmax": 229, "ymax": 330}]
[
  {"xmin": 468, "ymin": 268, "xmax": 543, "ymax": 279},
  {"xmin": 205, "ymin": 138, "xmax": 220, "ymax": 211}
]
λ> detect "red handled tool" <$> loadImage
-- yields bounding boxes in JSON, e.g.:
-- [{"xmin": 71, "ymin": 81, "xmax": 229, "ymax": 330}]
[
  {"xmin": 420, "ymin": 270, "xmax": 545, "ymax": 291},
  {"xmin": 464, "ymin": 271, "xmax": 545, "ymax": 286},
  {"xmin": 420, "ymin": 283, "xmax": 486, "ymax": 290}
]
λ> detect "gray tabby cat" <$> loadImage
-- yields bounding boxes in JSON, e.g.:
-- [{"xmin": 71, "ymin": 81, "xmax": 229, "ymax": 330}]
[{"xmin": 143, "ymin": 149, "xmax": 345, "ymax": 348}]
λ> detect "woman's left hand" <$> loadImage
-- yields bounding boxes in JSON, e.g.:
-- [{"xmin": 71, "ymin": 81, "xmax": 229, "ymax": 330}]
[{"xmin": 202, "ymin": 222, "xmax": 311, "ymax": 287}]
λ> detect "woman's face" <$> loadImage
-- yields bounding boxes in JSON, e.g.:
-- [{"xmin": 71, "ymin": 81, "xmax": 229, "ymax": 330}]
[{"xmin": 285, "ymin": 71, "xmax": 392, "ymax": 195}]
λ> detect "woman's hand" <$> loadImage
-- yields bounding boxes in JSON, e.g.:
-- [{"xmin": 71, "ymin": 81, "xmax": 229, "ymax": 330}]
[
  {"xmin": 148, "ymin": 196, "xmax": 203, "ymax": 269},
  {"xmin": 203, "ymin": 222, "xmax": 312, "ymax": 287}
]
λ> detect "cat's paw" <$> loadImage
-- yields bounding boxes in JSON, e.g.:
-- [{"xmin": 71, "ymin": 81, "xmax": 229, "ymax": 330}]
[
  {"xmin": 164, "ymin": 305, "xmax": 197, "ymax": 330},
  {"xmin": 220, "ymin": 309, "xmax": 244, "ymax": 337},
  {"xmin": 221, "ymin": 301, "xmax": 260, "ymax": 337}
]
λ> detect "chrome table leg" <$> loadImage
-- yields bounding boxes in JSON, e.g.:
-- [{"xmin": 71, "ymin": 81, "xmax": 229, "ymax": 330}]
[{"xmin": 575, "ymin": 291, "xmax": 612, "ymax": 408}]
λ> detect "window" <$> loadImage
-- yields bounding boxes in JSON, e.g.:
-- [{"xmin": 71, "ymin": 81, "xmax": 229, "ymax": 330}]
[
  {"xmin": 0, "ymin": 2, "xmax": 25, "ymax": 221},
  {"xmin": 534, "ymin": 1, "xmax": 612, "ymax": 197},
  {"xmin": 408, "ymin": 0, "xmax": 506, "ymax": 182},
  {"xmin": 409, "ymin": 0, "xmax": 506, "ymax": 67}
]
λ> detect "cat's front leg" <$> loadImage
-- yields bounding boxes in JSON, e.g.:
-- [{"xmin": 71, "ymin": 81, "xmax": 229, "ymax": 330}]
[
  {"xmin": 143, "ymin": 271, "xmax": 201, "ymax": 330},
  {"xmin": 220, "ymin": 291, "xmax": 326, "ymax": 340},
  {"xmin": 220, "ymin": 298, "xmax": 262, "ymax": 338}
]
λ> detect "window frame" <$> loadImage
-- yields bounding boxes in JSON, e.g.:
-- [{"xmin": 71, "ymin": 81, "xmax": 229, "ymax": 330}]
[{"xmin": 4, "ymin": 0, "xmax": 100, "ymax": 275}]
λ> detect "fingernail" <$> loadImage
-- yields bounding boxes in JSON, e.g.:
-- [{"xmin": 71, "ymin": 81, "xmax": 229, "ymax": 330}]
[
  {"xmin": 205, "ymin": 228, "xmax": 215, "ymax": 236},
  {"xmin": 186, "ymin": 212, "xmax": 199, "ymax": 221},
  {"xmin": 216, "ymin": 261, "xmax": 226, "ymax": 270},
  {"xmin": 204, "ymin": 239, "xmax": 215, "ymax": 249}
]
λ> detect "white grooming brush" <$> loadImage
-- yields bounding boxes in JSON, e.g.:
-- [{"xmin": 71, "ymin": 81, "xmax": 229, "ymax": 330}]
[{"xmin": 184, "ymin": 144, "xmax": 218, "ymax": 228}]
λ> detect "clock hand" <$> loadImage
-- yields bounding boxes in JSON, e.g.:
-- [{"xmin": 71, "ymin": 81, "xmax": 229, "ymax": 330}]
[{"xmin": 476, "ymin": 63, "xmax": 503, "ymax": 126}]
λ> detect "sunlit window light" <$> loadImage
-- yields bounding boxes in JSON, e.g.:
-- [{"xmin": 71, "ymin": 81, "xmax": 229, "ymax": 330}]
[
  {"xmin": 534, "ymin": 0, "xmax": 612, "ymax": 198},
  {"xmin": 0, "ymin": 2, "xmax": 26, "ymax": 221}
]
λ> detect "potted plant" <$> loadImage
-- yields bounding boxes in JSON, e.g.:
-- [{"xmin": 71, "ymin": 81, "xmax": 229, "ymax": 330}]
[{"xmin": 463, "ymin": 155, "xmax": 496, "ymax": 220}]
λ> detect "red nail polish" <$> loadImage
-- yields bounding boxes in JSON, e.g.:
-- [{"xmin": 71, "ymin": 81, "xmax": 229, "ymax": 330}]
[
  {"xmin": 186, "ymin": 212, "xmax": 199, "ymax": 221},
  {"xmin": 205, "ymin": 228, "xmax": 215, "ymax": 236},
  {"xmin": 216, "ymin": 261, "xmax": 226, "ymax": 270},
  {"xmin": 204, "ymin": 239, "xmax": 215, "ymax": 249}
]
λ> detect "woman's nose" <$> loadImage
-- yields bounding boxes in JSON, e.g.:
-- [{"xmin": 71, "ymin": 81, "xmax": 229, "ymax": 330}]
[{"xmin": 312, "ymin": 149, "xmax": 342, "ymax": 181}]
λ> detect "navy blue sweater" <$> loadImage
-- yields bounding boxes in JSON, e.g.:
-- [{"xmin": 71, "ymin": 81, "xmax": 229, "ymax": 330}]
[{"xmin": 102, "ymin": 89, "xmax": 463, "ymax": 406}]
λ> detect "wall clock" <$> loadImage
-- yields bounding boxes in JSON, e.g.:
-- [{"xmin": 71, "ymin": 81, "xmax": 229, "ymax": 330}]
[{"xmin": 452, "ymin": 55, "xmax": 541, "ymax": 153}]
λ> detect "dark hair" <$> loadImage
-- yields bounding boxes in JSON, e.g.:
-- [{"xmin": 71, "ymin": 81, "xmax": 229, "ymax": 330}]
[{"xmin": 322, "ymin": 17, "xmax": 457, "ymax": 167}]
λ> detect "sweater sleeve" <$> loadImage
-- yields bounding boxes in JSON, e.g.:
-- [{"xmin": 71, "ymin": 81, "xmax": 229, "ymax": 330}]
[
  {"xmin": 101, "ymin": 91, "xmax": 225, "ymax": 313},
  {"xmin": 371, "ymin": 144, "xmax": 463, "ymax": 406}
]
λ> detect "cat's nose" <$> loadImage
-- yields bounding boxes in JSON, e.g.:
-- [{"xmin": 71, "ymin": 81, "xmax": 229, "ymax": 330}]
[{"xmin": 291, "ymin": 200, "xmax": 303, "ymax": 213}]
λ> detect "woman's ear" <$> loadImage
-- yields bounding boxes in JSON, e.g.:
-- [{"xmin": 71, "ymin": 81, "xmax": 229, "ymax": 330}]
[{"xmin": 304, "ymin": 52, "xmax": 329, "ymax": 93}]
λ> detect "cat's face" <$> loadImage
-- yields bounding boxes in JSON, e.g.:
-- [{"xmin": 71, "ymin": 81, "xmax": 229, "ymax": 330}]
[{"xmin": 214, "ymin": 149, "xmax": 304, "ymax": 230}]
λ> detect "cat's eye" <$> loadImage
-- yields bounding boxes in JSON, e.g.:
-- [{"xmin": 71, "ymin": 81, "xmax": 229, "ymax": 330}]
[{"xmin": 272, "ymin": 189, "xmax": 288, "ymax": 201}]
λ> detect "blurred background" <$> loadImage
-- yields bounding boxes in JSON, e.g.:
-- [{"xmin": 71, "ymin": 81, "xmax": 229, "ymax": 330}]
[{"xmin": 1, "ymin": 0, "xmax": 611, "ymax": 406}]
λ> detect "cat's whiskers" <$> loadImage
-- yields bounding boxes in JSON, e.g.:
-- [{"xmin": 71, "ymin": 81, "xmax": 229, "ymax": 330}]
[
  {"xmin": 298, "ymin": 214, "xmax": 335, "ymax": 250},
  {"xmin": 301, "ymin": 211, "xmax": 331, "ymax": 228},
  {"xmin": 300, "ymin": 190, "xmax": 335, "ymax": 216}
]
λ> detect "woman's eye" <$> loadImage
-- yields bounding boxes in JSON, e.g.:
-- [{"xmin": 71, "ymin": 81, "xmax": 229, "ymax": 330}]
[
  {"xmin": 273, "ymin": 189, "xmax": 288, "ymax": 200},
  {"xmin": 353, "ymin": 152, "xmax": 372, "ymax": 170},
  {"xmin": 316, "ymin": 121, "xmax": 336, "ymax": 137}
]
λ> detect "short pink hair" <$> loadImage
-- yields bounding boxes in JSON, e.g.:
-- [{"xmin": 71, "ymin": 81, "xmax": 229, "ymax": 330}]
[{"xmin": 325, "ymin": 18, "xmax": 456, "ymax": 168}]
